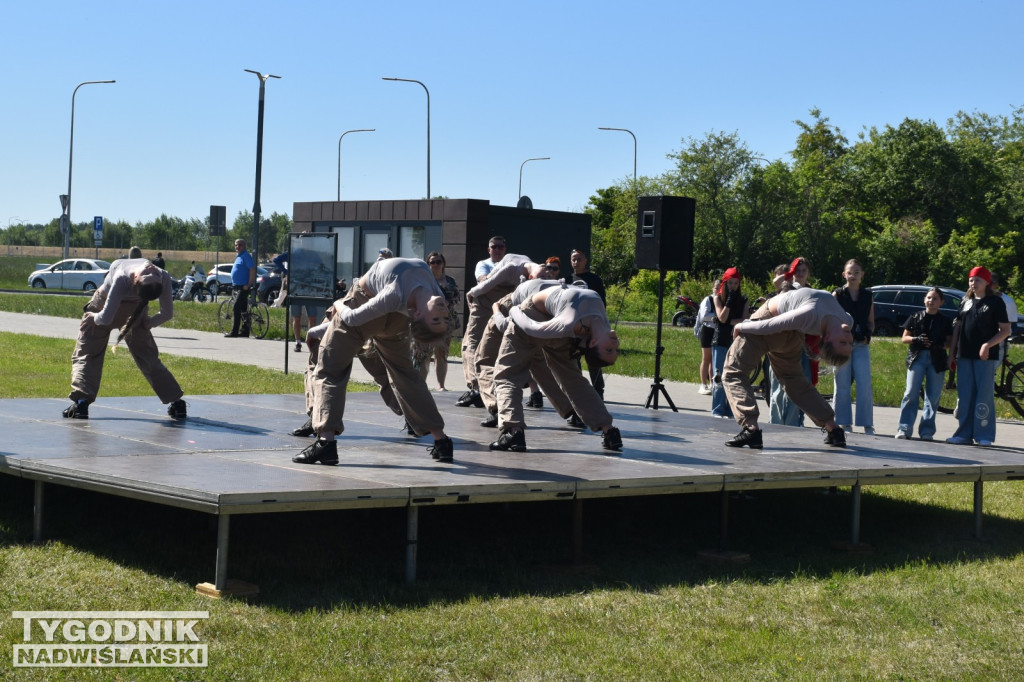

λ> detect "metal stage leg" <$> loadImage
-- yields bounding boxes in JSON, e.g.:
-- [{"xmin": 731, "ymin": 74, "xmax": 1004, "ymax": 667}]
[
  {"xmin": 973, "ymin": 481, "xmax": 984, "ymax": 540},
  {"xmin": 850, "ymin": 484, "xmax": 862, "ymax": 545},
  {"xmin": 406, "ymin": 506, "xmax": 419, "ymax": 583},
  {"xmin": 719, "ymin": 489, "xmax": 730, "ymax": 549},
  {"xmin": 33, "ymin": 481, "xmax": 44, "ymax": 544},
  {"xmin": 215, "ymin": 514, "xmax": 230, "ymax": 592},
  {"xmin": 572, "ymin": 499, "xmax": 584, "ymax": 563}
]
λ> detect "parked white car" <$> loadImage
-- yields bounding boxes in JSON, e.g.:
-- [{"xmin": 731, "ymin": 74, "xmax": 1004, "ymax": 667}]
[
  {"xmin": 27, "ymin": 259, "xmax": 111, "ymax": 291},
  {"xmin": 205, "ymin": 263, "xmax": 268, "ymax": 296}
]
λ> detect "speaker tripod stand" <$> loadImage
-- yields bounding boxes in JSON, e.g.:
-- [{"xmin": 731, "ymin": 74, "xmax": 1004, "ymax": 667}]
[{"xmin": 644, "ymin": 269, "xmax": 678, "ymax": 411}]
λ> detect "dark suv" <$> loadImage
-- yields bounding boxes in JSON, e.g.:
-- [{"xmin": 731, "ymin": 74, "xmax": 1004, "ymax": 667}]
[{"xmin": 870, "ymin": 285, "xmax": 966, "ymax": 337}]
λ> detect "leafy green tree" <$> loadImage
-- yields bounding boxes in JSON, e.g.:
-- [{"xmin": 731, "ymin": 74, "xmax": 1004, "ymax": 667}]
[
  {"xmin": 788, "ymin": 109, "xmax": 857, "ymax": 280},
  {"xmin": 665, "ymin": 131, "xmax": 766, "ymax": 273},
  {"xmin": 860, "ymin": 217, "xmax": 938, "ymax": 286}
]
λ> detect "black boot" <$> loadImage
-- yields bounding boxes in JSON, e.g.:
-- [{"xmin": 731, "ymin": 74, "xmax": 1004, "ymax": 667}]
[
  {"xmin": 292, "ymin": 439, "xmax": 339, "ymax": 465},
  {"xmin": 489, "ymin": 430, "xmax": 527, "ymax": 452},
  {"xmin": 291, "ymin": 418, "xmax": 315, "ymax": 437},
  {"xmin": 725, "ymin": 426, "xmax": 763, "ymax": 449}
]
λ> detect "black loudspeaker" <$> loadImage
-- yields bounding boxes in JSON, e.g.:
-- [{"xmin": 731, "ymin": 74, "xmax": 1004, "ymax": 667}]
[
  {"xmin": 634, "ymin": 196, "xmax": 695, "ymax": 271},
  {"xmin": 209, "ymin": 205, "xmax": 226, "ymax": 237}
]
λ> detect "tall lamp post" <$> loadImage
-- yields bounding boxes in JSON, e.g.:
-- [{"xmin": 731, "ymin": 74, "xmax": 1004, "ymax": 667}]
[
  {"xmin": 6, "ymin": 216, "xmax": 23, "ymax": 257},
  {"xmin": 518, "ymin": 157, "xmax": 550, "ymax": 200},
  {"xmin": 337, "ymin": 128, "xmax": 375, "ymax": 200},
  {"xmin": 65, "ymin": 79, "xmax": 115, "ymax": 261},
  {"xmin": 598, "ymin": 126, "xmax": 637, "ymax": 191},
  {"xmin": 244, "ymin": 69, "xmax": 281, "ymax": 285},
  {"xmin": 382, "ymin": 77, "xmax": 430, "ymax": 199}
]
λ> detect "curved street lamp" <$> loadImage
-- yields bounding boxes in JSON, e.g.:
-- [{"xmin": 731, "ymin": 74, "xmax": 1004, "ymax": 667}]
[
  {"xmin": 65, "ymin": 79, "xmax": 115, "ymax": 260},
  {"xmin": 518, "ymin": 157, "xmax": 550, "ymax": 200},
  {"xmin": 382, "ymin": 77, "xmax": 430, "ymax": 199},
  {"xmin": 337, "ymin": 128, "xmax": 375, "ymax": 201},
  {"xmin": 244, "ymin": 69, "xmax": 281, "ymax": 272},
  {"xmin": 598, "ymin": 126, "xmax": 637, "ymax": 188}
]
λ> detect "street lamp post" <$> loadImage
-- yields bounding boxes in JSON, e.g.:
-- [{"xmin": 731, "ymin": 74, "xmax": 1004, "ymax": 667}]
[
  {"xmin": 244, "ymin": 69, "xmax": 281, "ymax": 285},
  {"xmin": 382, "ymin": 77, "xmax": 430, "ymax": 199},
  {"xmin": 6, "ymin": 216, "xmax": 23, "ymax": 256},
  {"xmin": 337, "ymin": 128, "xmax": 375, "ymax": 201},
  {"xmin": 65, "ymin": 79, "xmax": 115, "ymax": 261},
  {"xmin": 518, "ymin": 157, "xmax": 550, "ymax": 200},
  {"xmin": 598, "ymin": 126, "xmax": 637, "ymax": 189}
]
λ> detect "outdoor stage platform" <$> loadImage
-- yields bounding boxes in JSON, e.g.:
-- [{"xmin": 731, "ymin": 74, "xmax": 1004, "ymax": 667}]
[{"xmin": 2, "ymin": 392, "xmax": 1024, "ymax": 596}]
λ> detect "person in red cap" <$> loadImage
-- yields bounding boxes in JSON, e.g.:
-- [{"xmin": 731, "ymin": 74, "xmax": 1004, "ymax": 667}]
[
  {"xmin": 710, "ymin": 267, "xmax": 749, "ymax": 418},
  {"xmin": 946, "ymin": 266, "xmax": 1010, "ymax": 446}
]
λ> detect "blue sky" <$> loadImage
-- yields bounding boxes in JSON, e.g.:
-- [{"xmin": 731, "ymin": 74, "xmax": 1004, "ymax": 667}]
[{"xmin": 2, "ymin": 0, "xmax": 1021, "ymax": 227}]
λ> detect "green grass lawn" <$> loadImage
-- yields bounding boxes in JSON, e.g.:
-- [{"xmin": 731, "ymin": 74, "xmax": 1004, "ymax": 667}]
[{"xmin": 3, "ymin": 261, "xmax": 1024, "ymax": 678}]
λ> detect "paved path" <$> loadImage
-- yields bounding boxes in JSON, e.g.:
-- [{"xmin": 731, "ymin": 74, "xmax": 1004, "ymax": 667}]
[{"xmin": 3, "ymin": 310, "xmax": 1020, "ymax": 447}]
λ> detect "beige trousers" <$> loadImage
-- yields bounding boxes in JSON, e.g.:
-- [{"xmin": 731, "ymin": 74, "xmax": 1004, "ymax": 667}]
[
  {"xmin": 310, "ymin": 283, "xmax": 443, "ymax": 437},
  {"xmin": 69, "ymin": 290, "xmax": 183, "ymax": 405}
]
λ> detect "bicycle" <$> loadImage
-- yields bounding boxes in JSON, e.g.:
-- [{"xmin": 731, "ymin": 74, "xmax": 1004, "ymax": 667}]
[
  {"xmin": 217, "ymin": 290, "xmax": 270, "ymax": 339},
  {"xmin": 935, "ymin": 355, "xmax": 1024, "ymax": 418}
]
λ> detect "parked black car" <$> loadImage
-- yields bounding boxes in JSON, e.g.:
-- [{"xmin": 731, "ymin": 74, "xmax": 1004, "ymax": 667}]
[{"xmin": 870, "ymin": 285, "xmax": 966, "ymax": 337}]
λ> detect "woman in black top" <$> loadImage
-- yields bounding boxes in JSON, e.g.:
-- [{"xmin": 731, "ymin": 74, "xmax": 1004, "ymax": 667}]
[
  {"xmin": 711, "ymin": 267, "xmax": 749, "ymax": 418},
  {"xmin": 896, "ymin": 287, "xmax": 953, "ymax": 440},
  {"xmin": 947, "ymin": 266, "xmax": 1010, "ymax": 445}
]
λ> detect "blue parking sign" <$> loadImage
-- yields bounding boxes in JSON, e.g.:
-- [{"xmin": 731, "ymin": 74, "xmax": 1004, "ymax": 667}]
[{"xmin": 93, "ymin": 216, "xmax": 103, "ymax": 244}]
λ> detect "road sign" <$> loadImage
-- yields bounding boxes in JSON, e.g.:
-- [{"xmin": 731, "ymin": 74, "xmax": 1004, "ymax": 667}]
[{"xmin": 93, "ymin": 216, "xmax": 103, "ymax": 245}]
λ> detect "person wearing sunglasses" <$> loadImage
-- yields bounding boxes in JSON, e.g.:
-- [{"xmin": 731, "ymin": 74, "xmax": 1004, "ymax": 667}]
[
  {"xmin": 413, "ymin": 252, "xmax": 461, "ymax": 391},
  {"xmin": 456, "ymin": 237, "xmax": 510, "ymax": 408}
]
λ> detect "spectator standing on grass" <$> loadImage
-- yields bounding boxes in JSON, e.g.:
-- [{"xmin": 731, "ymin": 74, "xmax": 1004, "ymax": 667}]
[
  {"xmin": 832, "ymin": 259, "xmax": 875, "ymax": 435},
  {"xmin": 413, "ymin": 251, "xmax": 461, "ymax": 391},
  {"xmin": 946, "ymin": 267, "xmax": 1010, "ymax": 446},
  {"xmin": 695, "ymin": 281, "xmax": 718, "ymax": 395},
  {"xmin": 151, "ymin": 252, "xmax": 165, "ymax": 270},
  {"xmin": 272, "ymin": 251, "xmax": 324, "ymax": 353},
  {"xmin": 711, "ymin": 268, "xmax": 749, "ymax": 418},
  {"xmin": 896, "ymin": 287, "xmax": 953, "ymax": 440},
  {"xmin": 224, "ymin": 238, "xmax": 256, "ymax": 338},
  {"xmin": 569, "ymin": 248, "xmax": 608, "ymax": 400}
]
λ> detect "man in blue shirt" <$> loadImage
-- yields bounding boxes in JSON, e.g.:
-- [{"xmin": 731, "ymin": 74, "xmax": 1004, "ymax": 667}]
[{"xmin": 225, "ymin": 238, "xmax": 256, "ymax": 337}]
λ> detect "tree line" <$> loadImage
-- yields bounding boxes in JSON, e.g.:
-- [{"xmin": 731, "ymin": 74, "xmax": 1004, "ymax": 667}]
[
  {"xmin": 5, "ymin": 105, "xmax": 1021, "ymax": 294},
  {"xmin": 586, "ymin": 107, "xmax": 1024, "ymax": 295},
  {"xmin": 3, "ymin": 211, "xmax": 293, "ymax": 261}
]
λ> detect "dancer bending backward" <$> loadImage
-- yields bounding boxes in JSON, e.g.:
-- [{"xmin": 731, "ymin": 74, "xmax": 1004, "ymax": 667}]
[
  {"xmin": 476, "ymin": 278, "xmax": 583, "ymax": 429},
  {"xmin": 722, "ymin": 287, "xmax": 854, "ymax": 449},
  {"xmin": 462, "ymin": 252, "xmax": 553, "ymax": 403},
  {"xmin": 294, "ymin": 258, "xmax": 454, "ymax": 465},
  {"xmin": 491, "ymin": 286, "xmax": 622, "ymax": 453}
]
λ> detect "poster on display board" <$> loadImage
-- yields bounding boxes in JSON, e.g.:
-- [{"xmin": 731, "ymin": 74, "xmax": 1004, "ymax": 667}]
[{"xmin": 287, "ymin": 232, "xmax": 337, "ymax": 308}]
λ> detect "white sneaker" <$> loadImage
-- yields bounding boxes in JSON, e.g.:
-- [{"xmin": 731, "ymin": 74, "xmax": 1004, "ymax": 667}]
[
  {"xmin": 697, "ymin": 384, "xmax": 712, "ymax": 395},
  {"xmin": 895, "ymin": 431, "xmax": 909, "ymax": 440},
  {"xmin": 946, "ymin": 436, "xmax": 970, "ymax": 445},
  {"xmin": 977, "ymin": 440, "xmax": 993, "ymax": 446},
  {"xmin": 864, "ymin": 426, "xmax": 875, "ymax": 435}
]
